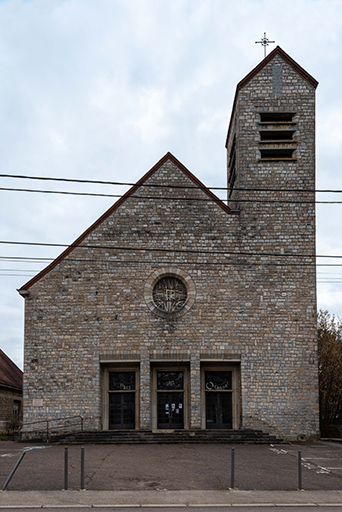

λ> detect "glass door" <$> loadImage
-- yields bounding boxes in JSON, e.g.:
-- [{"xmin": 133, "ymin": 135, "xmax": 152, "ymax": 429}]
[
  {"xmin": 205, "ymin": 371, "xmax": 233, "ymax": 429},
  {"xmin": 108, "ymin": 371, "xmax": 136, "ymax": 429},
  {"xmin": 157, "ymin": 371, "xmax": 184, "ymax": 429}
]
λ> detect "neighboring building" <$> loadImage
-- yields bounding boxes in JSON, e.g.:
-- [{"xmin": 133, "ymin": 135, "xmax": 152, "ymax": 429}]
[
  {"xmin": 19, "ymin": 47, "xmax": 319, "ymax": 440},
  {"xmin": 0, "ymin": 349, "xmax": 23, "ymax": 432}
]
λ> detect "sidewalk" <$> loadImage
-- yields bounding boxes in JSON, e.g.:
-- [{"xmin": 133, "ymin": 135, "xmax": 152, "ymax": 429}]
[{"xmin": 1, "ymin": 489, "xmax": 342, "ymax": 508}]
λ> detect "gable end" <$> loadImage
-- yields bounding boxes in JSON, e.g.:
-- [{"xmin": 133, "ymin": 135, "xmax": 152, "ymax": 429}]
[{"xmin": 18, "ymin": 152, "xmax": 235, "ymax": 292}]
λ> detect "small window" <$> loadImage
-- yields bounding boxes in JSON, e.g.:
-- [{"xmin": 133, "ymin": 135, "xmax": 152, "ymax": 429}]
[
  {"xmin": 205, "ymin": 371, "xmax": 232, "ymax": 390},
  {"xmin": 260, "ymin": 149, "xmax": 295, "ymax": 159},
  {"xmin": 258, "ymin": 111, "xmax": 297, "ymax": 161},
  {"xmin": 259, "ymin": 112, "xmax": 294, "ymax": 123},
  {"xmin": 153, "ymin": 277, "xmax": 187, "ymax": 313},
  {"xmin": 109, "ymin": 372, "xmax": 135, "ymax": 391},
  {"xmin": 13, "ymin": 401, "xmax": 20, "ymax": 417},
  {"xmin": 259, "ymin": 130, "xmax": 295, "ymax": 141},
  {"xmin": 157, "ymin": 371, "xmax": 184, "ymax": 390}
]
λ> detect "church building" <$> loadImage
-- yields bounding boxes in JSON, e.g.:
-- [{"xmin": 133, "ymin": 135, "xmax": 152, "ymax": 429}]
[{"xmin": 19, "ymin": 47, "xmax": 319, "ymax": 440}]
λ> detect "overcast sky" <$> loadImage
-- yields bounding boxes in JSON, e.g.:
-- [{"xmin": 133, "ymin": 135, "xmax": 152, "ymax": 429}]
[{"xmin": 1, "ymin": 0, "xmax": 342, "ymax": 369}]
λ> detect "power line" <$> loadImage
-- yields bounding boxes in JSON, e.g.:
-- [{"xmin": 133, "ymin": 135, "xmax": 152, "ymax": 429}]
[
  {"xmin": 0, "ymin": 274, "xmax": 35, "ymax": 277},
  {"xmin": 0, "ymin": 172, "xmax": 341, "ymax": 194},
  {"xmin": 4, "ymin": 256, "xmax": 342, "ymax": 266},
  {"xmin": 0, "ymin": 255, "xmax": 341, "ymax": 269},
  {"xmin": 0, "ymin": 239, "xmax": 333, "ymax": 259},
  {"xmin": 0, "ymin": 256, "xmax": 53, "ymax": 262},
  {"xmin": 0, "ymin": 269, "xmax": 38, "ymax": 272},
  {"xmin": 3, "ymin": 267, "xmax": 342, "ymax": 276},
  {"xmin": 0, "ymin": 186, "xmax": 338, "ymax": 205}
]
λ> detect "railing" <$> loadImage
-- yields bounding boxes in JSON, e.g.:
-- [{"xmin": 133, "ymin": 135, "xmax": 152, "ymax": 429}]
[{"xmin": 15, "ymin": 415, "xmax": 84, "ymax": 441}]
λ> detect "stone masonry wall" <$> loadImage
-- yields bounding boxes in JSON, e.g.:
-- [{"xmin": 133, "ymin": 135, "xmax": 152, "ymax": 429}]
[
  {"xmin": 226, "ymin": 54, "xmax": 319, "ymax": 438},
  {"xmin": 23, "ymin": 162, "xmax": 241, "ymax": 431},
  {"xmin": 22, "ymin": 53, "xmax": 320, "ymax": 440},
  {"xmin": 0, "ymin": 387, "xmax": 22, "ymax": 431}
]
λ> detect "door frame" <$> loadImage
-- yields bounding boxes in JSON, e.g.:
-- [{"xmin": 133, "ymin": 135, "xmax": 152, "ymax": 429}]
[
  {"xmin": 201, "ymin": 364, "xmax": 240, "ymax": 430},
  {"xmin": 101, "ymin": 364, "xmax": 140, "ymax": 430},
  {"xmin": 151, "ymin": 363, "xmax": 190, "ymax": 431}
]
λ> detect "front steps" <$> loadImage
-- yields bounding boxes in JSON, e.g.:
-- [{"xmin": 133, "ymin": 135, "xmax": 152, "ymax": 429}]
[{"xmin": 51, "ymin": 429, "xmax": 283, "ymax": 444}]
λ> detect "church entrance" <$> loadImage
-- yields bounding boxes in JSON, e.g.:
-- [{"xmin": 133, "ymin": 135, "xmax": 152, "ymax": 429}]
[
  {"xmin": 206, "ymin": 392, "xmax": 232, "ymax": 429},
  {"xmin": 205, "ymin": 371, "xmax": 233, "ymax": 429},
  {"xmin": 108, "ymin": 371, "xmax": 136, "ymax": 430},
  {"xmin": 101, "ymin": 366, "xmax": 139, "ymax": 430},
  {"xmin": 202, "ymin": 367, "xmax": 239, "ymax": 430},
  {"xmin": 156, "ymin": 371, "xmax": 184, "ymax": 429},
  {"xmin": 109, "ymin": 392, "xmax": 135, "ymax": 429},
  {"xmin": 157, "ymin": 392, "xmax": 184, "ymax": 429},
  {"xmin": 152, "ymin": 365, "xmax": 189, "ymax": 430}
]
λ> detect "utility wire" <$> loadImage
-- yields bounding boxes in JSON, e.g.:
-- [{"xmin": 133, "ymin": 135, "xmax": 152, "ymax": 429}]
[
  {"xmin": 0, "ymin": 256, "xmax": 340, "ymax": 268},
  {"xmin": 0, "ymin": 186, "xmax": 336, "ymax": 205},
  {"xmin": 3, "ymin": 268, "xmax": 342, "ymax": 275},
  {"xmin": 3, "ymin": 255, "xmax": 338, "ymax": 265},
  {"xmin": 0, "ymin": 172, "xmax": 340, "ymax": 194},
  {"xmin": 0, "ymin": 239, "xmax": 333, "ymax": 259}
]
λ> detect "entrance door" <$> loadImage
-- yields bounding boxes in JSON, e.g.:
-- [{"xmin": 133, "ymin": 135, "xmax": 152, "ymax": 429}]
[
  {"xmin": 108, "ymin": 371, "xmax": 136, "ymax": 430},
  {"xmin": 157, "ymin": 392, "xmax": 184, "ymax": 429},
  {"xmin": 205, "ymin": 371, "xmax": 233, "ymax": 429},
  {"xmin": 206, "ymin": 392, "xmax": 232, "ymax": 429},
  {"xmin": 156, "ymin": 370, "xmax": 184, "ymax": 429},
  {"xmin": 109, "ymin": 393, "xmax": 135, "ymax": 429}
]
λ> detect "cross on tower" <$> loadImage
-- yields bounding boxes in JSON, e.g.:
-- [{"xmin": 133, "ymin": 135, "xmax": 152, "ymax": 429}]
[{"xmin": 255, "ymin": 32, "xmax": 275, "ymax": 58}]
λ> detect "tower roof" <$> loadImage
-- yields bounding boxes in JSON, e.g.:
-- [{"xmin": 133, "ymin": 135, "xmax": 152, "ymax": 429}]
[{"xmin": 225, "ymin": 46, "xmax": 318, "ymax": 147}]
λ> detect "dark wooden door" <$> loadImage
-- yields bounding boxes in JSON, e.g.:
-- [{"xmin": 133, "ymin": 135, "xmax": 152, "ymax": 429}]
[
  {"xmin": 157, "ymin": 392, "xmax": 184, "ymax": 429},
  {"xmin": 109, "ymin": 393, "xmax": 135, "ymax": 429},
  {"xmin": 206, "ymin": 392, "xmax": 232, "ymax": 429}
]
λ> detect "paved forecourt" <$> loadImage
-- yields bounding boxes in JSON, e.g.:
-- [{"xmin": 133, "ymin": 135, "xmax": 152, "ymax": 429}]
[{"xmin": 2, "ymin": 441, "xmax": 342, "ymax": 492}]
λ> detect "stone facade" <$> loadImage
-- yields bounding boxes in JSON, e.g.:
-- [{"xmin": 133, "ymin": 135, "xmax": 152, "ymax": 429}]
[
  {"xmin": 0, "ymin": 387, "xmax": 22, "ymax": 432},
  {"xmin": 19, "ymin": 47, "xmax": 320, "ymax": 440},
  {"xmin": 0, "ymin": 350, "xmax": 23, "ymax": 432}
]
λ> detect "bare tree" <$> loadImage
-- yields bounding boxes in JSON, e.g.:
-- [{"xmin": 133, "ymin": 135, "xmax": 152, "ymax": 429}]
[{"xmin": 318, "ymin": 309, "xmax": 342, "ymax": 432}]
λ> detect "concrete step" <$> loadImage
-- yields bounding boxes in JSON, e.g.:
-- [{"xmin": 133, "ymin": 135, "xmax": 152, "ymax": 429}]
[{"xmin": 51, "ymin": 429, "xmax": 282, "ymax": 445}]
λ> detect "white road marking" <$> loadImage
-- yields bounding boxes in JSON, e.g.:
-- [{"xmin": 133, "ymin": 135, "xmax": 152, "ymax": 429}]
[{"xmin": 269, "ymin": 447, "xmax": 288, "ymax": 455}]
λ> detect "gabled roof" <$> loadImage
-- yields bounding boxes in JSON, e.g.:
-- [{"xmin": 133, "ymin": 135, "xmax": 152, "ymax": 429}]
[
  {"xmin": 0, "ymin": 349, "xmax": 23, "ymax": 390},
  {"xmin": 19, "ymin": 152, "xmax": 236, "ymax": 292},
  {"xmin": 225, "ymin": 46, "xmax": 318, "ymax": 147}
]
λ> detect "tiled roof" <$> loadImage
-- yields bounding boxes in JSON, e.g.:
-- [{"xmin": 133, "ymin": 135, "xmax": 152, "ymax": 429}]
[{"xmin": 0, "ymin": 349, "xmax": 23, "ymax": 390}]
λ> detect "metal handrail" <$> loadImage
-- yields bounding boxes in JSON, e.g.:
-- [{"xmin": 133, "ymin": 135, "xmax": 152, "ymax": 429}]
[{"xmin": 15, "ymin": 414, "xmax": 84, "ymax": 440}]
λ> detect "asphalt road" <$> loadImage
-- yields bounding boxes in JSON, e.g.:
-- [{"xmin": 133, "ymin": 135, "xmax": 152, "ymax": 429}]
[
  {"xmin": 2, "ymin": 440, "xmax": 342, "ymax": 492},
  {"xmin": 0, "ymin": 441, "xmax": 339, "ymax": 492}
]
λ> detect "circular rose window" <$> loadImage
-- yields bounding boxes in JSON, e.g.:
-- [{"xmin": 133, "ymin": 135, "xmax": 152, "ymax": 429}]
[{"xmin": 152, "ymin": 277, "xmax": 187, "ymax": 313}]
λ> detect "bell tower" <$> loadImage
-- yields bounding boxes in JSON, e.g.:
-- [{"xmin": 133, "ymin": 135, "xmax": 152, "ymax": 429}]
[{"xmin": 225, "ymin": 47, "xmax": 320, "ymax": 438}]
